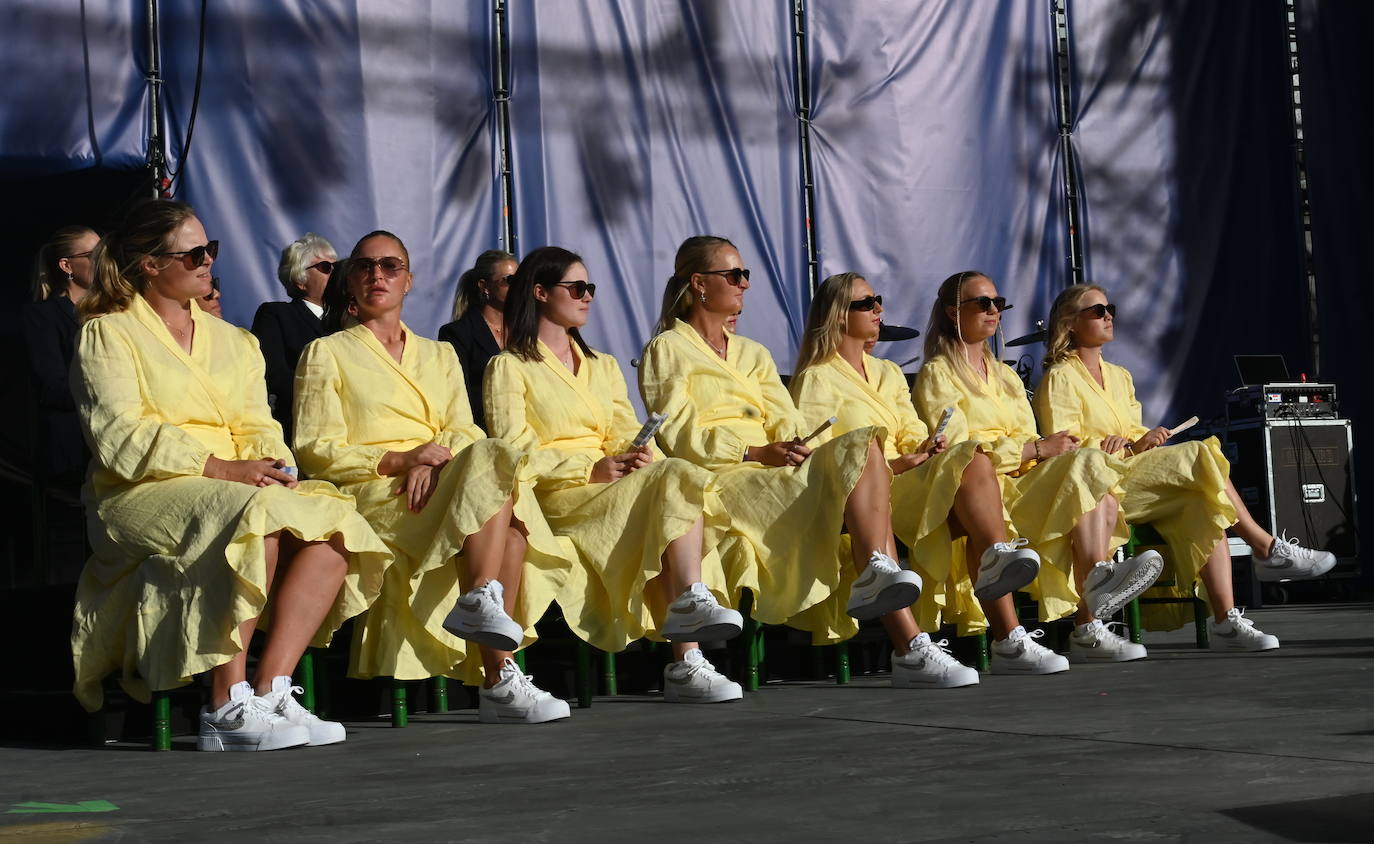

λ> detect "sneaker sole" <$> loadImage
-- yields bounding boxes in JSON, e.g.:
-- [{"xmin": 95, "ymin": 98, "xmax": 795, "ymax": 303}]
[
  {"xmin": 1089, "ymin": 556, "xmax": 1165, "ymax": 619},
  {"xmin": 660, "ymin": 621, "xmax": 743, "ymax": 642},
  {"xmin": 663, "ymin": 688, "xmax": 744, "ymax": 703},
  {"xmin": 891, "ymin": 675, "xmax": 980, "ymax": 689},
  {"xmin": 1069, "ymin": 650, "xmax": 1147, "ymax": 664},
  {"xmin": 1253, "ymin": 558, "xmax": 1337, "ymax": 582},
  {"xmin": 989, "ymin": 660, "xmax": 1070, "ymax": 675},
  {"xmin": 478, "ymin": 708, "xmax": 571, "ymax": 724},
  {"xmin": 442, "ymin": 621, "xmax": 522, "ymax": 652},
  {"xmin": 847, "ymin": 581, "xmax": 922, "ymax": 621},
  {"xmin": 1209, "ymin": 640, "xmax": 1280, "ymax": 652},
  {"xmin": 197, "ymin": 733, "xmax": 310, "ymax": 752},
  {"xmin": 973, "ymin": 558, "xmax": 1039, "ymax": 603}
]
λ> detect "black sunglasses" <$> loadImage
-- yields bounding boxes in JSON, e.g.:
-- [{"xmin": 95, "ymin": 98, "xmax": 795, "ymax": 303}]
[
  {"xmin": 1080, "ymin": 303, "xmax": 1116, "ymax": 319},
  {"xmin": 552, "ymin": 280, "xmax": 596, "ymax": 299},
  {"xmin": 700, "ymin": 268, "xmax": 750, "ymax": 286},
  {"xmin": 489, "ymin": 274, "xmax": 513, "ymax": 287},
  {"xmin": 849, "ymin": 294, "xmax": 883, "ymax": 312},
  {"xmin": 959, "ymin": 295, "xmax": 1012, "ymax": 314},
  {"xmin": 307, "ymin": 260, "xmax": 335, "ymax": 275},
  {"xmin": 346, "ymin": 256, "xmax": 409, "ymax": 278},
  {"xmin": 156, "ymin": 240, "xmax": 219, "ymax": 268}
]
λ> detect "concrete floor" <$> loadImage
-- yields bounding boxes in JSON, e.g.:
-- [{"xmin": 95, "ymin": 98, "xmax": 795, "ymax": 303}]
[{"xmin": 1, "ymin": 603, "xmax": 1371, "ymax": 843}]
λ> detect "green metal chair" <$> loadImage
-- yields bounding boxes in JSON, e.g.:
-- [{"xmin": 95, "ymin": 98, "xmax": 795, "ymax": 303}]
[{"xmin": 1121, "ymin": 524, "xmax": 1210, "ymax": 648}]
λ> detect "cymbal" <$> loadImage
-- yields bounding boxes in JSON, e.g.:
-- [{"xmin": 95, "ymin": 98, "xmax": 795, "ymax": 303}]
[
  {"xmin": 1005, "ymin": 328, "xmax": 1046, "ymax": 347},
  {"xmin": 877, "ymin": 323, "xmax": 920, "ymax": 342}
]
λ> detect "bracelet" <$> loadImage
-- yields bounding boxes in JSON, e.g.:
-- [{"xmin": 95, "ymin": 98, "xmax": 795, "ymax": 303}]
[{"xmin": 1033, "ymin": 438, "xmax": 1042, "ymax": 461}]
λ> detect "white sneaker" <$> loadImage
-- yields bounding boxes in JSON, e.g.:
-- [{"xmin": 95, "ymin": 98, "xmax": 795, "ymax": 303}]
[
  {"xmin": 663, "ymin": 648, "xmax": 743, "ymax": 703},
  {"xmin": 197, "ymin": 681, "xmax": 310, "ymax": 752},
  {"xmin": 1083, "ymin": 551, "xmax": 1164, "ymax": 619},
  {"xmin": 443, "ymin": 580, "xmax": 524, "ymax": 651},
  {"xmin": 1069, "ymin": 620, "xmax": 1147, "ymax": 663},
  {"xmin": 846, "ymin": 551, "xmax": 923, "ymax": 620},
  {"xmin": 891, "ymin": 633, "xmax": 980, "ymax": 689},
  {"xmin": 1254, "ymin": 532, "xmax": 1337, "ymax": 582},
  {"xmin": 260, "ymin": 675, "xmax": 346, "ymax": 746},
  {"xmin": 478, "ymin": 658, "xmax": 571, "ymax": 724},
  {"xmin": 1209, "ymin": 607, "xmax": 1280, "ymax": 651},
  {"xmin": 990, "ymin": 626, "xmax": 1070, "ymax": 675},
  {"xmin": 973, "ymin": 539, "xmax": 1041, "ymax": 602},
  {"xmin": 660, "ymin": 582, "xmax": 744, "ymax": 642}
]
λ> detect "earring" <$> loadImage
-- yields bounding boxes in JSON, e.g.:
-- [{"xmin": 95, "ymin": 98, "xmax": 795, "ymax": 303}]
[
  {"xmin": 66, "ymin": 272, "xmax": 74, "ymax": 284},
  {"xmin": 699, "ymin": 292, "xmax": 707, "ymax": 303},
  {"xmin": 480, "ymin": 288, "xmax": 489, "ymax": 303}
]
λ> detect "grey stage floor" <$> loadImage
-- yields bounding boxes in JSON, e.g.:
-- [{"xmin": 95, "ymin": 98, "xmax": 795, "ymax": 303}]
[{"xmin": 1, "ymin": 603, "xmax": 1371, "ymax": 843}]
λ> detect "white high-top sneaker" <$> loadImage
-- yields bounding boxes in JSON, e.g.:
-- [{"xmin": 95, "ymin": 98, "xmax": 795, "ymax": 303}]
[
  {"xmin": 1253, "ymin": 532, "xmax": 1337, "ymax": 582},
  {"xmin": 1069, "ymin": 619, "xmax": 1148, "ymax": 663},
  {"xmin": 1209, "ymin": 607, "xmax": 1280, "ymax": 651},
  {"xmin": 1082, "ymin": 551, "xmax": 1164, "ymax": 619},
  {"xmin": 663, "ymin": 648, "xmax": 743, "ymax": 703},
  {"xmin": 260, "ymin": 675, "xmax": 346, "ymax": 746},
  {"xmin": 973, "ymin": 539, "xmax": 1041, "ymax": 602},
  {"xmin": 990, "ymin": 626, "xmax": 1070, "ymax": 675},
  {"xmin": 661, "ymin": 583, "xmax": 744, "ymax": 642},
  {"xmin": 891, "ymin": 633, "xmax": 979, "ymax": 688},
  {"xmin": 443, "ymin": 580, "xmax": 525, "ymax": 651},
  {"xmin": 478, "ymin": 658, "xmax": 571, "ymax": 724},
  {"xmin": 847, "ymin": 551, "xmax": 922, "ymax": 620},
  {"xmin": 197, "ymin": 681, "xmax": 310, "ymax": 752}
]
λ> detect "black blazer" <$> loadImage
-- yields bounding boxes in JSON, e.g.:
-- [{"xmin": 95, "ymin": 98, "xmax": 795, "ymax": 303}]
[
  {"xmin": 251, "ymin": 298, "xmax": 325, "ymax": 443},
  {"xmin": 437, "ymin": 307, "xmax": 500, "ymax": 430},
  {"xmin": 20, "ymin": 295, "xmax": 87, "ymax": 483}
]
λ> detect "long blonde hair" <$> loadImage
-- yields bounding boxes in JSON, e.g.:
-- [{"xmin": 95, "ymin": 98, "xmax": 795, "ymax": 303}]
[
  {"xmin": 80, "ymin": 200, "xmax": 196, "ymax": 321},
  {"xmin": 922, "ymin": 270, "xmax": 1002, "ymax": 391},
  {"xmin": 795, "ymin": 271, "xmax": 861, "ymax": 374},
  {"xmin": 1042, "ymin": 283, "xmax": 1107, "ymax": 370},
  {"xmin": 654, "ymin": 235, "xmax": 735, "ymax": 335}
]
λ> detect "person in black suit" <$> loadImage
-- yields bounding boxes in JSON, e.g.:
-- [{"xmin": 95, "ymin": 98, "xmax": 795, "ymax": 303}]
[
  {"xmin": 437, "ymin": 249, "xmax": 517, "ymax": 429},
  {"xmin": 22, "ymin": 225, "xmax": 99, "ymax": 488},
  {"xmin": 250, "ymin": 233, "xmax": 336, "ymax": 441}
]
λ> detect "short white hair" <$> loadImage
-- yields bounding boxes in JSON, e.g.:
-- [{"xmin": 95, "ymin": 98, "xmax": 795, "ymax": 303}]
[{"xmin": 276, "ymin": 232, "xmax": 336, "ymax": 298}]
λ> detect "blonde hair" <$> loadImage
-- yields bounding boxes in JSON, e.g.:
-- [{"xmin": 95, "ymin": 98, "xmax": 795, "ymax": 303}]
[
  {"xmin": 30, "ymin": 225, "xmax": 97, "ymax": 301},
  {"xmin": 1042, "ymin": 283, "xmax": 1107, "ymax": 370},
  {"xmin": 795, "ymin": 271, "xmax": 862, "ymax": 375},
  {"xmin": 921, "ymin": 270, "xmax": 1004, "ymax": 392},
  {"xmin": 654, "ymin": 235, "xmax": 736, "ymax": 335},
  {"xmin": 80, "ymin": 200, "xmax": 197, "ymax": 321}
]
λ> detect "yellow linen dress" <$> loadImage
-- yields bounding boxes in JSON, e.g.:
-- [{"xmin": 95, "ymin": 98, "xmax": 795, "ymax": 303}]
[
  {"xmin": 484, "ymin": 342, "xmax": 734, "ymax": 651},
  {"xmin": 293, "ymin": 323, "xmax": 577, "ymax": 684},
  {"xmin": 791, "ymin": 353, "xmax": 992, "ymax": 635},
  {"xmin": 70, "ymin": 294, "xmax": 391, "ymax": 712},
  {"xmin": 1034, "ymin": 355, "xmax": 1235, "ymax": 629},
  {"xmin": 913, "ymin": 355, "xmax": 1129, "ymax": 622},
  {"xmin": 638, "ymin": 319, "xmax": 882, "ymax": 643}
]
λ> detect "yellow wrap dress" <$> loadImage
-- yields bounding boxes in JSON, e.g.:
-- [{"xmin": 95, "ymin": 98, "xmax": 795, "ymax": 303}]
[
  {"xmin": 1034, "ymin": 355, "xmax": 1235, "ymax": 629},
  {"xmin": 70, "ymin": 294, "xmax": 391, "ymax": 712},
  {"xmin": 791, "ymin": 353, "xmax": 991, "ymax": 635},
  {"xmin": 293, "ymin": 323, "xmax": 577, "ymax": 684},
  {"xmin": 913, "ymin": 355, "xmax": 1129, "ymax": 622},
  {"xmin": 638, "ymin": 319, "xmax": 882, "ymax": 643},
  {"xmin": 484, "ymin": 342, "xmax": 734, "ymax": 651}
]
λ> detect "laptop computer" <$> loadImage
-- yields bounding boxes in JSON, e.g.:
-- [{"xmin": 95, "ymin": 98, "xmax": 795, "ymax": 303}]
[{"xmin": 1234, "ymin": 354, "xmax": 1290, "ymax": 386}]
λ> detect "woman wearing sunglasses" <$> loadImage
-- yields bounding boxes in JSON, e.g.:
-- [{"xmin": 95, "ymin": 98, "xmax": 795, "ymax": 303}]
[
  {"xmin": 294, "ymin": 231, "xmax": 578, "ymax": 724},
  {"xmin": 251, "ymin": 233, "xmax": 336, "ymax": 442},
  {"xmin": 1033, "ymin": 284, "xmax": 1334, "ymax": 653},
  {"xmin": 71, "ymin": 200, "xmax": 390, "ymax": 750},
  {"xmin": 913, "ymin": 271, "xmax": 1161, "ymax": 672},
  {"xmin": 438, "ymin": 249, "xmax": 517, "ymax": 429},
  {"xmin": 789, "ymin": 272, "xmax": 1046, "ymax": 687},
  {"xmin": 639, "ymin": 236, "xmax": 922, "ymax": 654},
  {"xmin": 484, "ymin": 246, "xmax": 744, "ymax": 703}
]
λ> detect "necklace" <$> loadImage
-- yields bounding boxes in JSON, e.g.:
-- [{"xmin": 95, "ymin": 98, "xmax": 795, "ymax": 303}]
[
  {"xmin": 694, "ymin": 326, "xmax": 728, "ymax": 357},
  {"xmin": 162, "ymin": 315, "xmax": 193, "ymax": 338}
]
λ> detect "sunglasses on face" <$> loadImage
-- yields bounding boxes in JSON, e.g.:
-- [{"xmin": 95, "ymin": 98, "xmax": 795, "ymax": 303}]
[
  {"xmin": 307, "ymin": 260, "xmax": 335, "ymax": 275},
  {"xmin": 346, "ymin": 256, "xmax": 408, "ymax": 279},
  {"xmin": 156, "ymin": 240, "xmax": 219, "ymax": 268},
  {"xmin": 1079, "ymin": 303, "xmax": 1116, "ymax": 319},
  {"xmin": 489, "ymin": 274, "xmax": 513, "ymax": 287},
  {"xmin": 959, "ymin": 295, "xmax": 1012, "ymax": 314},
  {"xmin": 62, "ymin": 251, "xmax": 93, "ymax": 261},
  {"xmin": 700, "ymin": 268, "xmax": 751, "ymax": 286},
  {"xmin": 551, "ymin": 280, "xmax": 596, "ymax": 300},
  {"xmin": 849, "ymin": 294, "xmax": 883, "ymax": 311}
]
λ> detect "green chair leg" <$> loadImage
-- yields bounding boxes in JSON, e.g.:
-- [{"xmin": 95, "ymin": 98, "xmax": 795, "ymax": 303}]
[
  {"xmin": 513, "ymin": 650, "xmax": 526, "ymax": 671},
  {"xmin": 576, "ymin": 641, "xmax": 594, "ymax": 708},
  {"xmin": 743, "ymin": 616, "xmax": 763, "ymax": 692},
  {"xmin": 834, "ymin": 641, "xmax": 850, "ymax": 685},
  {"xmin": 1193, "ymin": 599, "xmax": 1210, "ymax": 649},
  {"xmin": 601, "ymin": 650, "xmax": 618, "ymax": 696},
  {"xmin": 391, "ymin": 680, "xmax": 408, "ymax": 728},
  {"xmin": 152, "ymin": 690, "xmax": 172, "ymax": 751},
  {"xmin": 1126, "ymin": 599, "xmax": 1143, "ymax": 645},
  {"xmin": 430, "ymin": 676, "xmax": 448, "ymax": 713},
  {"xmin": 297, "ymin": 649, "xmax": 316, "ymax": 713},
  {"xmin": 975, "ymin": 632, "xmax": 990, "ymax": 672}
]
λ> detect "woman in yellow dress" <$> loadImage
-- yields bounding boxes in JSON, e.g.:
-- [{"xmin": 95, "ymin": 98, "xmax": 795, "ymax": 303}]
[
  {"xmin": 71, "ymin": 200, "xmax": 391, "ymax": 751},
  {"xmin": 484, "ymin": 246, "xmax": 745, "ymax": 704},
  {"xmin": 293, "ymin": 231, "xmax": 577, "ymax": 724},
  {"xmin": 638, "ymin": 236, "xmax": 925, "ymax": 661},
  {"xmin": 913, "ymin": 271, "xmax": 1162, "ymax": 672},
  {"xmin": 1034, "ymin": 284, "xmax": 1335, "ymax": 653},
  {"xmin": 790, "ymin": 272, "xmax": 1049, "ymax": 687}
]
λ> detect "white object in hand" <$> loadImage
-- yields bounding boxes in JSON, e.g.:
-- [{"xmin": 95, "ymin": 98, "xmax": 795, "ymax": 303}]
[
  {"xmin": 1167, "ymin": 415, "xmax": 1199, "ymax": 436},
  {"xmin": 281, "ymin": 466, "xmax": 298, "ymax": 479},
  {"xmin": 801, "ymin": 416, "xmax": 837, "ymax": 444},
  {"xmin": 933, "ymin": 407, "xmax": 955, "ymax": 440},
  {"xmin": 632, "ymin": 412, "xmax": 667, "ymax": 449}
]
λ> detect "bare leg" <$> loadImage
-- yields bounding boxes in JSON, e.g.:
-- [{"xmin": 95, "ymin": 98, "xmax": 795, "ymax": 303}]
[
  {"xmin": 1224, "ymin": 477, "xmax": 1274, "ymax": 556},
  {"xmin": 465, "ymin": 497, "xmax": 516, "ymax": 587},
  {"xmin": 881, "ymin": 610, "xmax": 921, "ymax": 654},
  {"xmin": 659, "ymin": 516, "xmax": 707, "ymax": 660},
  {"xmin": 1198, "ymin": 538, "xmax": 1237, "ymax": 622},
  {"xmin": 210, "ymin": 531, "xmax": 282, "ymax": 708},
  {"xmin": 1070, "ymin": 494, "xmax": 1119, "ymax": 625},
  {"xmin": 253, "ymin": 533, "xmax": 349, "ymax": 694},
  {"xmin": 845, "ymin": 438, "xmax": 898, "ymax": 570},
  {"xmin": 950, "ymin": 452, "xmax": 1007, "ymax": 553}
]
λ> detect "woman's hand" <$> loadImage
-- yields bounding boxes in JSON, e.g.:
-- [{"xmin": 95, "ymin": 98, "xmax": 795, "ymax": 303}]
[
  {"xmin": 395, "ymin": 463, "xmax": 442, "ymax": 512},
  {"xmin": 379, "ymin": 441, "xmax": 452, "ymax": 476},
  {"xmin": 1024, "ymin": 430, "xmax": 1079, "ymax": 463},
  {"xmin": 746, "ymin": 439, "xmax": 811, "ymax": 467},
  {"xmin": 590, "ymin": 452, "xmax": 641, "ymax": 483},
  {"xmin": 205, "ymin": 456, "xmax": 297, "ymax": 488},
  {"xmin": 1100, "ymin": 435, "xmax": 1132, "ymax": 455},
  {"xmin": 1132, "ymin": 426, "xmax": 1171, "ymax": 454},
  {"xmin": 889, "ymin": 453, "xmax": 929, "ymax": 475}
]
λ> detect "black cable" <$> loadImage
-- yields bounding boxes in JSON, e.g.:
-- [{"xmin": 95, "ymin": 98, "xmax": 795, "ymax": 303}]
[{"xmin": 165, "ymin": 0, "xmax": 207, "ymax": 196}]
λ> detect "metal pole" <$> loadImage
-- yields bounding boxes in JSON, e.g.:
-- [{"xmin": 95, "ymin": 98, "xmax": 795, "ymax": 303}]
[
  {"xmin": 1051, "ymin": 0, "xmax": 1084, "ymax": 287},
  {"xmin": 1284, "ymin": 0, "xmax": 1321, "ymax": 376},
  {"xmin": 792, "ymin": 0, "xmax": 819, "ymax": 296},
  {"xmin": 493, "ymin": 0, "xmax": 518, "ymax": 255},
  {"xmin": 145, "ymin": 0, "xmax": 166, "ymax": 196}
]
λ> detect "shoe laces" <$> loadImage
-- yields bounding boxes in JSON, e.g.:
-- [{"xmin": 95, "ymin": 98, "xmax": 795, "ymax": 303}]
[
  {"xmin": 916, "ymin": 637, "xmax": 962, "ymax": 668},
  {"xmin": 867, "ymin": 551, "xmax": 900, "ymax": 573},
  {"xmin": 681, "ymin": 582, "xmax": 719, "ymax": 608},
  {"xmin": 1224, "ymin": 607, "xmax": 1257, "ymax": 629},
  {"xmin": 1271, "ymin": 531, "xmax": 1320, "ymax": 562},
  {"xmin": 269, "ymin": 683, "xmax": 311, "ymax": 719},
  {"xmin": 681, "ymin": 650, "xmax": 724, "ymax": 680},
  {"xmin": 992, "ymin": 538, "xmax": 1030, "ymax": 554},
  {"xmin": 1014, "ymin": 628, "xmax": 1056, "ymax": 656},
  {"xmin": 1097, "ymin": 621, "xmax": 1133, "ymax": 644},
  {"xmin": 498, "ymin": 658, "xmax": 550, "ymax": 699}
]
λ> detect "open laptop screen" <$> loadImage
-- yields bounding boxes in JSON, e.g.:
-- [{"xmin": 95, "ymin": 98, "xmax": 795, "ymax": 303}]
[{"xmin": 1234, "ymin": 354, "xmax": 1290, "ymax": 386}]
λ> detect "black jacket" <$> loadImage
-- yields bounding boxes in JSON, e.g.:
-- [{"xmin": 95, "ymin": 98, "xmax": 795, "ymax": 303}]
[
  {"xmin": 20, "ymin": 295, "xmax": 87, "ymax": 483},
  {"xmin": 437, "ymin": 307, "xmax": 500, "ymax": 430},
  {"xmin": 250, "ymin": 298, "xmax": 325, "ymax": 443}
]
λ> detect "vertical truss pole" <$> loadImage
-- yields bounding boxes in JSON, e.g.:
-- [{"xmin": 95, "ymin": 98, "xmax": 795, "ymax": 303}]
[
  {"xmin": 493, "ymin": 0, "xmax": 518, "ymax": 255},
  {"xmin": 792, "ymin": 0, "xmax": 819, "ymax": 296},
  {"xmin": 145, "ymin": 0, "xmax": 166, "ymax": 196},
  {"xmin": 1284, "ymin": 0, "xmax": 1321, "ymax": 376},
  {"xmin": 1052, "ymin": 0, "xmax": 1084, "ymax": 287}
]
